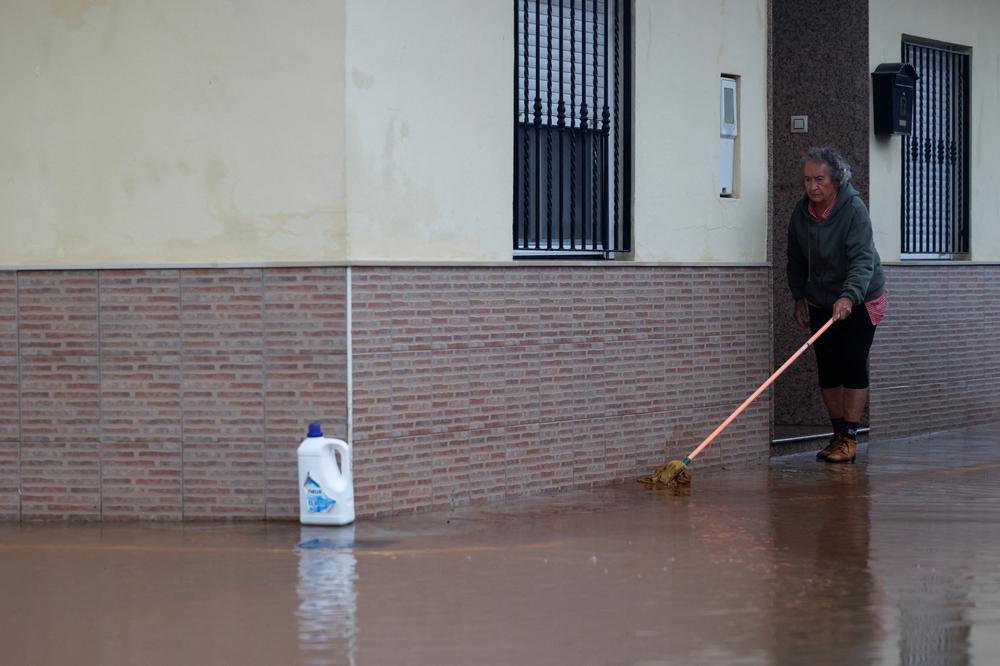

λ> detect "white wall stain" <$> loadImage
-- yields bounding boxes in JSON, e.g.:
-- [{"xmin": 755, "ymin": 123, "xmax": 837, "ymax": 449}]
[
  {"xmin": 49, "ymin": 0, "xmax": 113, "ymax": 29},
  {"xmin": 351, "ymin": 67, "xmax": 374, "ymax": 89},
  {"xmin": 343, "ymin": 0, "xmax": 510, "ymax": 262}
]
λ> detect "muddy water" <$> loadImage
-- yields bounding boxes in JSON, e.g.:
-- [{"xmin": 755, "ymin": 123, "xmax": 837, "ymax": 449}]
[{"xmin": 2, "ymin": 427, "xmax": 1000, "ymax": 665}]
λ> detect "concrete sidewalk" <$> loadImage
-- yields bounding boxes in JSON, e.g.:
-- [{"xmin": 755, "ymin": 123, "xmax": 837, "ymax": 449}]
[{"xmin": 2, "ymin": 424, "xmax": 999, "ymax": 665}]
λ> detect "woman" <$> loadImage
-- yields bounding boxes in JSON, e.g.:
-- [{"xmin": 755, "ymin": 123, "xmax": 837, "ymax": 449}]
[{"xmin": 787, "ymin": 147, "xmax": 887, "ymax": 463}]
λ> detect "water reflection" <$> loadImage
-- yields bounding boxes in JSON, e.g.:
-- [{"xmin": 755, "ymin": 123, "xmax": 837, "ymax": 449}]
[
  {"xmin": 897, "ymin": 577, "xmax": 972, "ymax": 666},
  {"xmin": 867, "ymin": 445, "xmax": 985, "ymax": 666},
  {"xmin": 768, "ymin": 463, "xmax": 878, "ymax": 665},
  {"xmin": 296, "ymin": 526, "xmax": 358, "ymax": 666}
]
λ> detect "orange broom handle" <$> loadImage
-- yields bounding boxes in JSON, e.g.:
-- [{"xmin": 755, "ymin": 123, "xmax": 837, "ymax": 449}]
[{"xmin": 685, "ymin": 317, "xmax": 836, "ymax": 464}]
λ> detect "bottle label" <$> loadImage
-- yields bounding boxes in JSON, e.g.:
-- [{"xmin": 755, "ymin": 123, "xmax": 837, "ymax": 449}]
[{"xmin": 303, "ymin": 473, "xmax": 337, "ymax": 513}]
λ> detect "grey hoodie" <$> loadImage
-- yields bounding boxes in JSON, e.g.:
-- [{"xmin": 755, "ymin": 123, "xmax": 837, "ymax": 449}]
[{"xmin": 787, "ymin": 182, "xmax": 885, "ymax": 309}]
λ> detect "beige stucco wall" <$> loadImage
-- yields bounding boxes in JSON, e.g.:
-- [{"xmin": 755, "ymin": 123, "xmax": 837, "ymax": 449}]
[
  {"xmin": 347, "ymin": 0, "xmax": 769, "ymax": 263},
  {"xmin": 632, "ymin": 0, "xmax": 769, "ymax": 263},
  {"xmin": 869, "ymin": 0, "xmax": 1000, "ymax": 261},
  {"xmin": 2, "ymin": 0, "xmax": 770, "ymax": 267},
  {"xmin": 0, "ymin": 0, "xmax": 346, "ymax": 266},
  {"xmin": 343, "ymin": 0, "xmax": 512, "ymax": 262}
]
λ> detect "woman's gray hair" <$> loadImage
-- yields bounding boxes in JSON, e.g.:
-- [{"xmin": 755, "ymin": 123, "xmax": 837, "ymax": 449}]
[{"xmin": 802, "ymin": 147, "xmax": 852, "ymax": 186}]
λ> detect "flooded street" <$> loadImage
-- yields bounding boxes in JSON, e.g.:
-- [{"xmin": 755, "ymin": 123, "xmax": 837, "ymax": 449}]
[{"xmin": 2, "ymin": 425, "xmax": 1000, "ymax": 665}]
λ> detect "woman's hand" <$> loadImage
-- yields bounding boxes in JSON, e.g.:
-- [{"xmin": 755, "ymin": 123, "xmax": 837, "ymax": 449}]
[
  {"xmin": 794, "ymin": 299, "xmax": 810, "ymax": 329},
  {"xmin": 832, "ymin": 297, "xmax": 853, "ymax": 321}
]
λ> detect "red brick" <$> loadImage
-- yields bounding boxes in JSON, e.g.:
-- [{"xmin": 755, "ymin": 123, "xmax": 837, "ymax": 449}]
[
  {"xmin": 17, "ymin": 272, "xmax": 101, "ymax": 520},
  {"xmin": 20, "ymin": 451, "xmax": 101, "ymax": 519},
  {"xmin": 0, "ymin": 440, "xmax": 18, "ymax": 520},
  {"xmin": 870, "ymin": 265, "xmax": 1000, "ymax": 437},
  {"xmin": 101, "ymin": 439, "xmax": 182, "ymax": 521},
  {"xmin": 0, "ymin": 264, "xmax": 780, "ymax": 521}
]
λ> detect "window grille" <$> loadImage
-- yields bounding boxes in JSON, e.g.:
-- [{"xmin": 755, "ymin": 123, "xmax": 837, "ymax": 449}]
[
  {"xmin": 901, "ymin": 40, "xmax": 970, "ymax": 259},
  {"xmin": 513, "ymin": 0, "xmax": 632, "ymax": 257}
]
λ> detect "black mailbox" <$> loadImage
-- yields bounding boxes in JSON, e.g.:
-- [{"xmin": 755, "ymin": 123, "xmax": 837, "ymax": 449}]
[{"xmin": 871, "ymin": 63, "xmax": 919, "ymax": 135}]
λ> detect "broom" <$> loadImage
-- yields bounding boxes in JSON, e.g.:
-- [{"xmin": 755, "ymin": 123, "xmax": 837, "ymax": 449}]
[{"xmin": 641, "ymin": 316, "xmax": 836, "ymax": 486}]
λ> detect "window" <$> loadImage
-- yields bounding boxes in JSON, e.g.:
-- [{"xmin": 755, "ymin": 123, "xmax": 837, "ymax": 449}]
[
  {"xmin": 901, "ymin": 39, "xmax": 970, "ymax": 259},
  {"xmin": 513, "ymin": 0, "xmax": 632, "ymax": 257}
]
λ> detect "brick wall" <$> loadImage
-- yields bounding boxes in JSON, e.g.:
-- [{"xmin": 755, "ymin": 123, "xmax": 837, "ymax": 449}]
[
  {"xmin": 19, "ymin": 272, "xmax": 102, "ymax": 519},
  {"xmin": 0, "ymin": 273, "xmax": 19, "ymax": 520},
  {"xmin": 351, "ymin": 266, "xmax": 773, "ymax": 516},
  {"xmin": 0, "ymin": 265, "xmax": 773, "ymax": 521},
  {"xmin": 870, "ymin": 264, "xmax": 1000, "ymax": 437},
  {"xmin": 100, "ymin": 270, "xmax": 183, "ymax": 520},
  {"xmin": 0, "ymin": 268, "xmax": 347, "ymax": 521}
]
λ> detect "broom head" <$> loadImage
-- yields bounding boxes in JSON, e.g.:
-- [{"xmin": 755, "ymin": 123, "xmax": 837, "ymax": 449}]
[{"xmin": 639, "ymin": 459, "xmax": 692, "ymax": 487}]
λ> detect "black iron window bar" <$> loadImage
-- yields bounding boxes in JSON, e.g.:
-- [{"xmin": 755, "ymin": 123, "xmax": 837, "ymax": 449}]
[
  {"xmin": 513, "ymin": 0, "xmax": 631, "ymax": 257},
  {"xmin": 901, "ymin": 40, "xmax": 970, "ymax": 259}
]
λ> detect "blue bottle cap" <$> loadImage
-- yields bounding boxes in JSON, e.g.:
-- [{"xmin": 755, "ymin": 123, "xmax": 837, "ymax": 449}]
[{"xmin": 307, "ymin": 422, "xmax": 323, "ymax": 438}]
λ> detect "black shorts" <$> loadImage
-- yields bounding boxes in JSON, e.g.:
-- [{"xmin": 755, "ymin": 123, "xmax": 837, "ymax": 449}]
[{"xmin": 808, "ymin": 303, "xmax": 877, "ymax": 389}]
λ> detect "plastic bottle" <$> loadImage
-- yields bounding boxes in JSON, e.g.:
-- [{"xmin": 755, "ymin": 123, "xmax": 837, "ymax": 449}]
[{"xmin": 297, "ymin": 422, "xmax": 355, "ymax": 525}]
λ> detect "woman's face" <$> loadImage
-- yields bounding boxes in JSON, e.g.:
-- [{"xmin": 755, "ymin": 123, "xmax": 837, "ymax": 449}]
[{"xmin": 803, "ymin": 160, "xmax": 837, "ymax": 206}]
